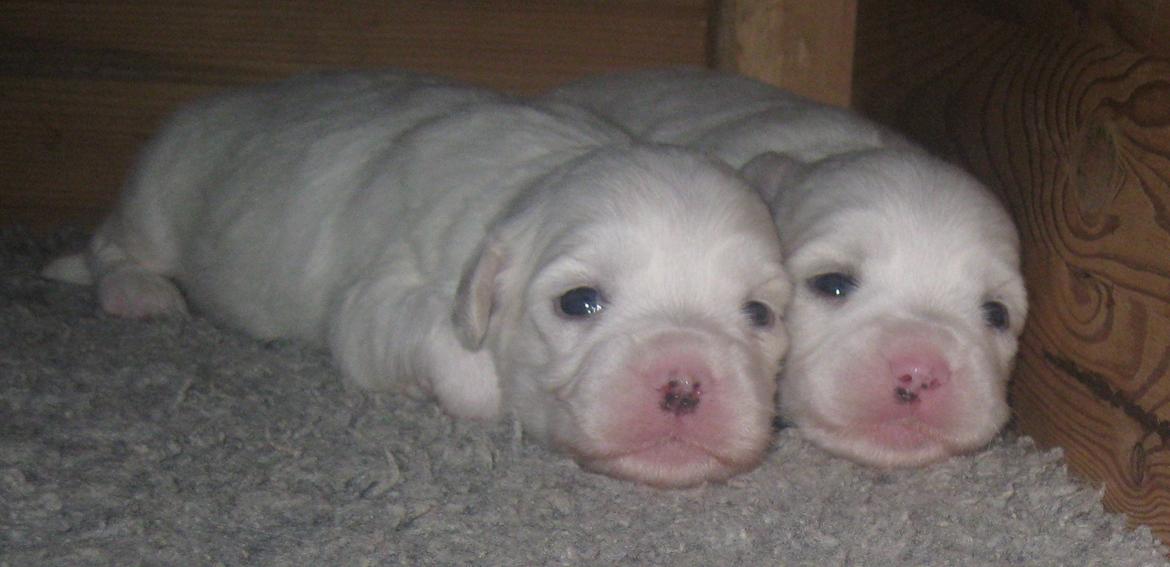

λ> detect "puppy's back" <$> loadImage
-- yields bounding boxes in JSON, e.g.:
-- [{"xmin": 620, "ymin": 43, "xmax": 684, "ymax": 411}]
[
  {"xmin": 67, "ymin": 72, "xmax": 627, "ymax": 343},
  {"xmin": 548, "ymin": 68, "xmax": 911, "ymax": 168}
]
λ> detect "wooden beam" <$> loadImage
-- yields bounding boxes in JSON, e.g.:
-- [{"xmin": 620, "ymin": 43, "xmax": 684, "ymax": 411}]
[
  {"xmin": 0, "ymin": 1, "xmax": 711, "ymax": 232},
  {"xmin": 714, "ymin": 0, "xmax": 857, "ymax": 107}
]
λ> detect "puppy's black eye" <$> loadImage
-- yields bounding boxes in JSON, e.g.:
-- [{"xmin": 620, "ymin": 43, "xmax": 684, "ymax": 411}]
[
  {"xmin": 982, "ymin": 301, "xmax": 1009, "ymax": 331},
  {"xmin": 742, "ymin": 301, "xmax": 774, "ymax": 328},
  {"xmin": 808, "ymin": 273, "xmax": 857, "ymax": 300},
  {"xmin": 557, "ymin": 287, "xmax": 605, "ymax": 318}
]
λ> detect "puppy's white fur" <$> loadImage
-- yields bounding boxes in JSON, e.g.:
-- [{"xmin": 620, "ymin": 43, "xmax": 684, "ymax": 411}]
[
  {"xmin": 549, "ymin": 67, "xmax": 908, "ymax": 167},
  {"xmin": 551, "ymin": 68, "xmax": 1027, "ymax": 467},
  {"xmin": 44, "ymin": 71, "xmax": 792, "ymax": 487}
]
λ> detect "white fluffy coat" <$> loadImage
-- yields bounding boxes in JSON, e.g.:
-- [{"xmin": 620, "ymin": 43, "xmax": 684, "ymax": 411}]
[
  {"xmin": 45, "ymin": 71, "xmax": 793, "ymax": 487},
  {"xmin": 550, "ymin": 68, "xmax": 1028, "ymax": 467}
]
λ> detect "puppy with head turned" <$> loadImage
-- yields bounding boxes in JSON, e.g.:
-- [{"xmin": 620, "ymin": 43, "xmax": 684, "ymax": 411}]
[
  {"xmin": 43, "ymin": 71, "xmax": 793, "ymax": 487},
  {"xmin": 551, "ymin": 68, "xmax": 1028, "ymax": 468}
]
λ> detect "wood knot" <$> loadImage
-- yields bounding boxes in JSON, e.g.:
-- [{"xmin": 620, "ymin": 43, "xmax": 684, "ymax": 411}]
[
  {"xmin": 1119, "ymin": 81, "xmax": 1170, "ymax": 128},
  {"xmin": 1129, "ymin": 441, "xmax": 1146, "ymax": 487},
  {"xmin": 1072, "ymin": 122, "xmax": 1123, "ymax": 217}
]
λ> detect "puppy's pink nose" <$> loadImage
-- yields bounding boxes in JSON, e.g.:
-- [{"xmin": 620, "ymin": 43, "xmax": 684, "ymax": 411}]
[
  {"xmin": 888, "ymin": 354, "xmax": 949, "ymax": 404},
  {"xmin": 660, "ymin": 376, "xmax": 702, "ymax": 415}
]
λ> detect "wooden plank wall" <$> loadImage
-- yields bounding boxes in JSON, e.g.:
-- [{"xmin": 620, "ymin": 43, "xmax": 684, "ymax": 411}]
[
  {"xmin": 0, "ymin": 1, "xmax": 711, "ymax": 231},
  {"xmin": 852, "ymin": 0, "xmax": 1170, "ymax": 544},
  {"xmin": 713, "ymin": 0, "xmax": 856, "ymax": 107}
]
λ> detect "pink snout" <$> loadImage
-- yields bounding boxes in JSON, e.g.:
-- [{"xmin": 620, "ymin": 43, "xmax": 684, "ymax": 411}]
[
  {"xmin": 572, "ymin": 343, "xmax": 773, "ymax": 487},
  {"xmin": 646, "ymin": 359, "xmax": 712, "ymax": 418},
  {"xmin": 658, "ymin": 370, "xmax": 704, "ymax": 416},
  {"xmin": 888, "ymin": 353, "xmax": 950, "ymax": 405}
]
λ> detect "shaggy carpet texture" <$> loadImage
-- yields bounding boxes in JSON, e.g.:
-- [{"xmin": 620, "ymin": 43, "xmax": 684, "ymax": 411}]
[{"xmin": 2, "ymin": 227, "xmax": 1167, "ymax": 566}]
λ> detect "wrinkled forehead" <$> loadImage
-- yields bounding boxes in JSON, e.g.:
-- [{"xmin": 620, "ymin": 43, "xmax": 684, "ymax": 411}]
[
  {"xmin": 781, "ymin": 152, "xmax": 1018, "ymax": 258},
  {"xmin": 792, "ymin": 197, "xmax": 1017, "ymax": 264},
  {"xmin": 567, "ymin": 211, "xmax": 781, "ymax": 277},
  {"xmin": 535, "ymin": 168, "xmax": 786, "ymax": 287},
  {"xmin": 780, "ymin": 157, "xmax": 1025, "ymax": 301},
  {"xmin": 552, "ymin": 148, "xmax": 777, "ymax": 242}
]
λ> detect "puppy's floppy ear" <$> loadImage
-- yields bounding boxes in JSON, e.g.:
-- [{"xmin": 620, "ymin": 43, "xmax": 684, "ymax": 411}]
[
  {"xmin": 453, "ymin": 236, "xmax": 508, "ymax": 351},
  {"xmin": 739, "ymin": 152, "xmax": 809, "ymax": 205}
]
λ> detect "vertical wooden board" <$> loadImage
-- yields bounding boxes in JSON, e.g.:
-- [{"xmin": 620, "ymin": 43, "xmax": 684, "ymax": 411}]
[
  {"xmin": 714, "ymin": 0, "xmax": 856, "ymax": 107},
  {"xmin": 854, "ymin": 0, "xmax": 1170, "ymax": 545},
  {"xmin": 0, "ymin": 1, "xmax": 712, "ymax": 231}
]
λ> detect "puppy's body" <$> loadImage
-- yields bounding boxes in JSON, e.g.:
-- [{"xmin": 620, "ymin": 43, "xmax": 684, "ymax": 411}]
[
  {"xmin": 551, "ymin": 68, "xmax": 1028, "ymax": 467},
  {"xmin": 47, "ymin": 71, "xmax": 792, "ymax": 487},
  {"xmin": 549, "ymin": 67, "xmax": 903, "ymax": 167}
]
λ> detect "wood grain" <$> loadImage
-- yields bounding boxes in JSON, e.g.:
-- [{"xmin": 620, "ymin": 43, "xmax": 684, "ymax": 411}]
[
  {"xmin": 973, "ymin": 0, "xmax": 1170, "ymax": 59},
  {"xmin": 854, "ymin": 0, "xmax": 1170, "ymax": 545},
  {"xmin": 714, "ymin": 0, "xmax": 856, "ymax": 107},
  {"xmin": 0, "ymin": 1, "xmax": 711, "ymax": 231}
]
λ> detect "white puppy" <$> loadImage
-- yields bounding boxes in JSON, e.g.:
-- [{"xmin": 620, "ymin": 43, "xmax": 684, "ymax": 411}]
[
  {"xmin": 550, "ymin": 68, "xmax": 1028, "ymax": 467},
  {"xmin": 43, "ymin": 71, "xmax": 793, "ymax": 487}
]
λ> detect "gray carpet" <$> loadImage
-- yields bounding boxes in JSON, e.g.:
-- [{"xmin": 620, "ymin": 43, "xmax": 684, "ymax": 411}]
[{"xmin": 3, "ymin": 227, "xmax": 1167, "ymax": 567}]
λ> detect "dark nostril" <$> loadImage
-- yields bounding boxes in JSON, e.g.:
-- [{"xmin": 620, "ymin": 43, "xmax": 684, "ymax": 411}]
[
  {"xmin": 895, "ymin": 387, "xmax": 918, "ymax": 403},
  {"xmin": 660, "ymin": 379, "xmax": 701, "ymax": 415}
]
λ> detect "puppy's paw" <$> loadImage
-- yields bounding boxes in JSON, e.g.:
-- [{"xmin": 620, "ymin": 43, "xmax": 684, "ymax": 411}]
[
  {"xmin": 97, "ymin": 268, "xmax": 188, "ymax": 319},
  {"xmin": 427, "ymin": 334, "xmax": 502, "ymax": 421},
  {"xmin": 430, "ymin": 368, "xmax": 501, "ymax": 421},
  {"xmin": 41, "ymin": 253, "xmax": 94, "ymax": 285}
]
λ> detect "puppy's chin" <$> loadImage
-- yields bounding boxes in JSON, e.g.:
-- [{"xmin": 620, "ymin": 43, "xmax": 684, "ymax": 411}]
[
  {"xmin": 794, "ymin": 414, "xmax": 1007, "ymax": 468},
  {"xmin": 574, "ymin": 440, "xmax": 763, "ymax": 488}
]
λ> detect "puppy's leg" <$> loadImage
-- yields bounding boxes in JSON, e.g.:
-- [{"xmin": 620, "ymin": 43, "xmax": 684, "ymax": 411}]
[
  {"xmin": 87, "ymin": 219, "xmax": 188, "ymax": 319},
  {"xmin": 420, "ymin": 324, "xmax": 501, "ymax": 420},
  {"xmin": 330, "ymin": 275, "xmax": 502, "ymax": 420},
  {"xmin": 42, "ymin": 227, "xmax": 185, "ymax": 319}
]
